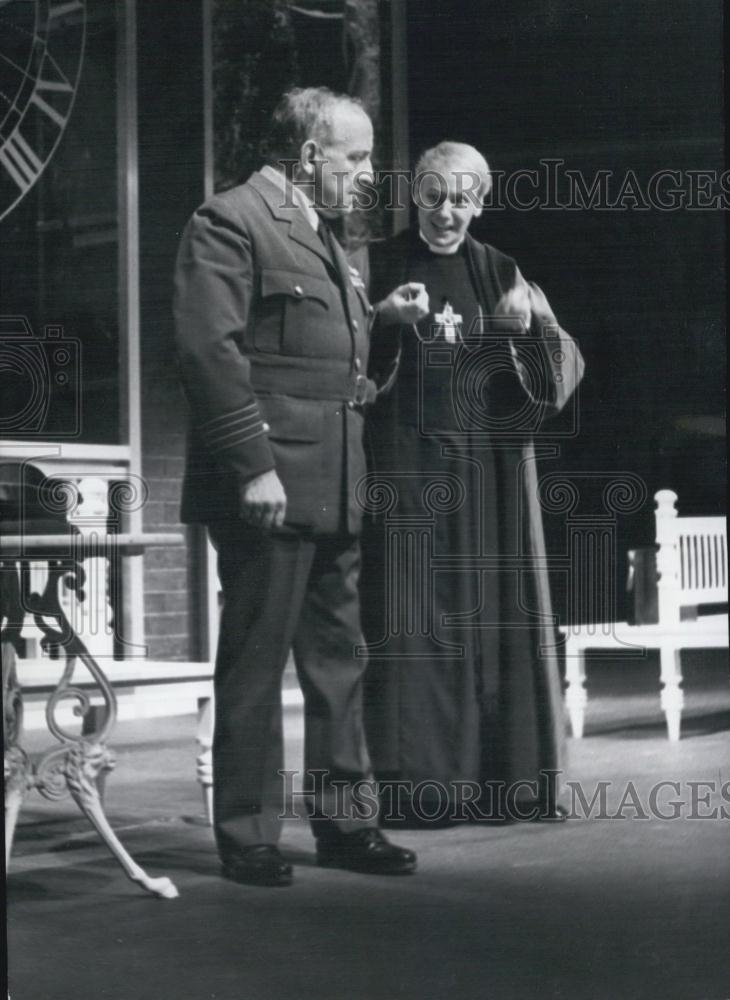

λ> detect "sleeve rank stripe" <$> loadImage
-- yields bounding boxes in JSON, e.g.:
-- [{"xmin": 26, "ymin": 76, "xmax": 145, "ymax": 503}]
[
  {"xmin": 199, "ymin": 402, "xmax": 259, "ymax": 433},
  {"xmin": 203, "ymin": 413, "xmax": 262, "ymax": 444},
  {"xmin": 206, "ymin": 417, "xmax": 263, "ymax": 449},
  {"xmin": 211, "ymin": 426, "xmax": 267, "ymax": 452}
]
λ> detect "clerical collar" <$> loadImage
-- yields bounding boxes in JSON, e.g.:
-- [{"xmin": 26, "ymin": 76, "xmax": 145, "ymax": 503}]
[
  {"xmin": 419, "ymin": 229, "xmax": 466, "ymax": 255},
  {"xmin": 260, "ymin": 164, "xmax": 319, "ymax": 231}
]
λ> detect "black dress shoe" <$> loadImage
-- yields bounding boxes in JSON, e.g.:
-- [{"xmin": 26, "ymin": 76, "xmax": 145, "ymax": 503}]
[
  {"xmin": 316, "ymin": 828, "xmax": 417, "ymax": 875},
  {"xmin": 221, "ymin": 845, "xmax": 293, "ymax": 886}
]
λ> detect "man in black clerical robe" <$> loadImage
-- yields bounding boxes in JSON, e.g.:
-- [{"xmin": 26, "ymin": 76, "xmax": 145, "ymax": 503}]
[{"xmin": 361, "ymin": 142, "xmax": 584, "ymax": 823}]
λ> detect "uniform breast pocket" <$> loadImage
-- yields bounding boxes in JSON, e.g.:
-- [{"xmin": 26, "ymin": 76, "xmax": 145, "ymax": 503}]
[{"xmin": 256, "ymin": 268, "xmax": 333, "ymax": 356}]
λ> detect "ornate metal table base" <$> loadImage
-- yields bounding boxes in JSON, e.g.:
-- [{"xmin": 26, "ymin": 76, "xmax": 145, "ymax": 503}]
[{"xmin": 2, "ymin": 548, "xmax": 179, "ymax": 900}]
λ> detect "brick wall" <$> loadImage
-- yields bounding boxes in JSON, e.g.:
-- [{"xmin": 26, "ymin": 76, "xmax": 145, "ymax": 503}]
[
  {"xmin": 137, "ymin": 2, "xmax": 206, "ymax": 660},
  {"xmin": 140, "ymin": 374, "xmax": 195, "ymax": 660}
]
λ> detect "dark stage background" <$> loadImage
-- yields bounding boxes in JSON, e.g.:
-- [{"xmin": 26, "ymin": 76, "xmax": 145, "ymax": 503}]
[
  {"xmin": 405, "ymin": 0, "xmax": 725, "ymax": 617},
  {"xmin": 406, "ymin": 0, "xmax": 725, "ymax": 512}
]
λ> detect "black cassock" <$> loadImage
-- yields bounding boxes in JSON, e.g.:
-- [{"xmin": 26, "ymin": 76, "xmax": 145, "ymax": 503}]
[{"xmin": 361, "ymin": 229, "xmax": 585, "ymax": 820}]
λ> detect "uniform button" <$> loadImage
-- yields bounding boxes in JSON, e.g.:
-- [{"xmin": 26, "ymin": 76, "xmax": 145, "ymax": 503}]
[
  {"xmin": 368, "ymin": 305, "xmax": 374, "ymax": 316},
  {"xmin": 351, "ymin": 319, "xmax": 359, "ymax": 331},
  {"xmin": 262, "ymin": 422, "xmax": 270, "ymax": 432},
  {"xmin": 347, "ymin": 401, "xmax": 355, "ymax": 410},
  {"xmin": 294, "ymin": 285, "xmax": 303, "ymax": 296},
  {"xmin": 354, "ymin": 357, "xmax": 361, "ymax": 371}
]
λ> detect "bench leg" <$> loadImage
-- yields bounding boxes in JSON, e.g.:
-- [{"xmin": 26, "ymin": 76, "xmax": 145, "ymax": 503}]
[
  {"xmin": 564, "ymin": 641, "xmax": 588, "ymax": 738},
  {"xmin": 196, "ymin": 694, "xmax": 214, "ymax": 827},
  {"xmin": 660, "ymin": 645, "xmax": 683, "ymax": 742}
]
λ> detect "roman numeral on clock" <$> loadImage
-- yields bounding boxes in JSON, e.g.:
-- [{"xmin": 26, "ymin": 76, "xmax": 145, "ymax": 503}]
[
  {"xmin": 30, "ymin": 93, "xmax": 68, "ymax": 129},
  {"xmin": 0, "ymin": 0, "xmax": 85, "ymax": 219},
  {"xmin": 0, "ymin": 131, "xmax": 43, "ymax": 194},
  {"xmin": 35, "ymin": 54, "xmax": 74, "ymax": 95},
  {"xmin": 48, "ymin": 0, "xmax": 85, "ymax": 19}
]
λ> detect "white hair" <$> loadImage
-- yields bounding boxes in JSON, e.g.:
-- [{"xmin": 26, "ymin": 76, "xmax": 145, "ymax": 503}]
[{"xmin": 415, "ymin": 141, "xmax": 492, "ymax": 201}]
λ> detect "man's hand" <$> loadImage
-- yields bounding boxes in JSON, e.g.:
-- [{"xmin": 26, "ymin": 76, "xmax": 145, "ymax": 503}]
[
  {"xmin": 377, "ymin": 282, "xmax": 430, "ymax": 325},
  {"xmin": 495, "ymin": 274, "xmax": 532, "ymax": 332},
  {"xmin": 240, "ymin": 469, "xmax": 287, "ymax": 529},
  {"xmin": 526, "ymin": 281, "xmax": 558, "ymax": 333}
]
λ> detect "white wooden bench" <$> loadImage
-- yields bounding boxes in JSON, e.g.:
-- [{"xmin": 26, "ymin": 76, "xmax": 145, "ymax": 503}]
[{"xmin": 561, "ymin": 490, "xmax": 728, "ymax": 741}]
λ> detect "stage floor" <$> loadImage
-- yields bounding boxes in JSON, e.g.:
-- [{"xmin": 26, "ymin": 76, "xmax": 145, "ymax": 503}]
[{"xmin": 7, "ymin": 651, "xmax": 730, "ymax": 1000}]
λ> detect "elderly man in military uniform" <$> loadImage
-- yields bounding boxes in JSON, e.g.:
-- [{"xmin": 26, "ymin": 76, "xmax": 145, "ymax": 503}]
[{"xmin": 173, "ymin": 87, "xmax": 427, "ymax": 886}]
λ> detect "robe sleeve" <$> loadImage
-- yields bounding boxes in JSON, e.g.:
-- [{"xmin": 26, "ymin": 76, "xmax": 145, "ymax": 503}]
[
  {"xmin": 173, "ymin": 198, "xmax": 275, "ymax": 484},
  {"xmin": 509, "ymin": 270, "xmax": 585, "ymax": 417},
  {"xmin": 367, "ymin": 314, "xmax": 402, "ymax": 397},
  {"xmin": 363, "ymin": 238, "xmax": 404, "ymax": 398}
]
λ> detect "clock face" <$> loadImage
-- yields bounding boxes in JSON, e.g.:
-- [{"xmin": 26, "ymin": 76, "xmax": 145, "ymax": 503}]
[{"xmin": 0, "ymin": 0, "xmax": 86, "ymax": 222}]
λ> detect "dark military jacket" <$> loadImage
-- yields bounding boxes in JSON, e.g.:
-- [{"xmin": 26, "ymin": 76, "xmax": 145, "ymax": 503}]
[{"xmin": 173, "ymin": 171, "xmax": 393, "ymax": 534}]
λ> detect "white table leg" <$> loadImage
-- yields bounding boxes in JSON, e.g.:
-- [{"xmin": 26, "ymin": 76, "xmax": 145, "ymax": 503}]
[
  {"xmin": 196, "ymin": 693, "xmax": 215, "ymax": 827},
  {"xmin": 564, "ymin": 639, "xmax": 588, "ymax": 738}
]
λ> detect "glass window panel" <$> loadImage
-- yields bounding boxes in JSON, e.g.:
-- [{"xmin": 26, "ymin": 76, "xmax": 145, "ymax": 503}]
[{"xmin": 0, "ymin": 0, "xmax": 123, "ymax": 444}]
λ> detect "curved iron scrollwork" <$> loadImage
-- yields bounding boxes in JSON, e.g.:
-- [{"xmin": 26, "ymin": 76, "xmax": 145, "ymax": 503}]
[
  {"xmin": 24, "ymin": 556, "xmax": 116, "ymax": 745},
  {"xmin": 2, "ymin": 553, "xmax": 117, "ymax": 798},
  {"xmin": 1, "ymin": 460, "xmax": 179, "ymax": 898}
]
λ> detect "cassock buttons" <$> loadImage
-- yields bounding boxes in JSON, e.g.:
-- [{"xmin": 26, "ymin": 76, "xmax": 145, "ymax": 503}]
[{"xmin": 294, "ymin": 285, "xmax": 304, "ymax": 297}]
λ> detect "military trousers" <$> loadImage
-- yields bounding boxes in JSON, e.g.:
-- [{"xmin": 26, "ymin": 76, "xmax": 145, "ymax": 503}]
[{"xmin": 207, "ymin": 522, "xmax": 378, "ymax": 856}]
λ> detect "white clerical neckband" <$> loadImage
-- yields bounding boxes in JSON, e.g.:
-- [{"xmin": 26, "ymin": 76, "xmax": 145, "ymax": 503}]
[{"xmin": 419, "ymin": 229, "xmax": 465, "ymax": 255}]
